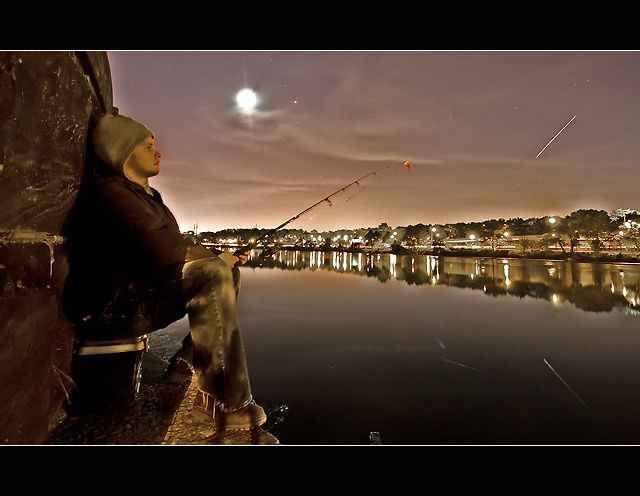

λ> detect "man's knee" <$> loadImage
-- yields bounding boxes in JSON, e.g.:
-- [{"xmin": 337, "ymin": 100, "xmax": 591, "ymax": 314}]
[{"xmin": 183, "ymin": 256, "xmax": 235, "ymax": 287}]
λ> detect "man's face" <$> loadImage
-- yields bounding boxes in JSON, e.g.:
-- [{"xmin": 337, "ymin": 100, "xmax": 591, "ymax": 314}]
[{"xmin": 125, "ymin": 136, "xmax": 162, "ymax": 180}]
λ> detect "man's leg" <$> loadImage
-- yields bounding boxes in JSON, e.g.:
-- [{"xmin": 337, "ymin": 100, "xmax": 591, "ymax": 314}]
[
  {"xmin": 180, "ymin": 257, "xmax": 264, "ymax": 428},
  {"xmin": 77, "ymin": 257, "xmax": 263, "ymax": 428},
  {"xmin": 165, "ymin": 262, "xmax": 242, "ymax": 379},
  {"xmin": 75, "ymin": 264, "xmax": 186, "ymax": 343}
]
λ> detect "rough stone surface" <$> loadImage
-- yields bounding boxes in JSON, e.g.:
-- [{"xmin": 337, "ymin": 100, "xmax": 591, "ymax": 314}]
[
  {"xmin": 45, "ymin": 351, "xmax": 280, "ymax": 445},
  {"xmin": 0, "ymin": 51, "xmax": 112, "ymax": 444},
  {"xmin": 1, "ymin": 52, "xmax": 90, "ymax": 232}
]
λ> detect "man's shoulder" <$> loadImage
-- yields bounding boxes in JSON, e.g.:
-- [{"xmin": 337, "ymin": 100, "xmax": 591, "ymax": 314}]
[
  {"xmin": 89, "ymin": 176, "xmax": 152, "ymax": 214},
  {"xmin": 93, "ymin": 174, "xmax": 132, "ymax": 191},
  {"xmin": 93, "ymin": 175, "xmax": 149, "ymax": 201}
]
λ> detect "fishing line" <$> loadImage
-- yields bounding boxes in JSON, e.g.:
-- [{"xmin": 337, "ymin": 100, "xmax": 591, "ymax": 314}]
[
  {"xmin": 543, "ymin": 358, "xmax": 590, "ymax": 412},
  {"xmin": 426, "ymin": 352, "xmax": 591, "ymax": 413},
  {"xmin": 345, "ymin": 183, "xmax": 365, "ymax": 203},
  {"xmin": 428, "ymin": 353, "xmax": 498, "ymax": 377}
]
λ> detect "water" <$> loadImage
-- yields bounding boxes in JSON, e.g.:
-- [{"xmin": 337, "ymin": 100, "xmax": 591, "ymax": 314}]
[{"xmin": 153, "ymin": 251, "xmax": 640, "ymax": 445}]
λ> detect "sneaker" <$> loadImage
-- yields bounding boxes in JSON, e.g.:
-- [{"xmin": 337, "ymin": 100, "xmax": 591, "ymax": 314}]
[
  {"xmin": 192, "ymin": 389, "xmax": 221, "ymax": 424},
  {"xmin": 223, "ymin": 402, "xmax": 267, "ymax": 431},
  {"xmin": 163, "ymin": 357, "xmax": 194, "ymax": 384},
  {"xmin": 192, "ymin": 390, "xmax": 266, "ymax": 430}
]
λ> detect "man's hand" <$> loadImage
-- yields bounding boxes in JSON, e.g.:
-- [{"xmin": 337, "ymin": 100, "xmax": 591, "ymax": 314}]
[
  {"xmin": 219, "ymin": 251, "xmax": 248, "ymax": 268},
  {"xmin": 185, "ymin": 243, "xmax": 248, "ymax": 267}
]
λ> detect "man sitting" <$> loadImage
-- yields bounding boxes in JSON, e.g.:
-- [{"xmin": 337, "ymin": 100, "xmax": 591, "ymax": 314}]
[{"xmin": 63, "ymin": 113, "xmax": 265, "ymax": 431}]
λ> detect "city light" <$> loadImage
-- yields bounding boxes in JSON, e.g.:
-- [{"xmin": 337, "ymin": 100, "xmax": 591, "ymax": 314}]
[{"xmin": 192, "ymin": 208, "xmax": 640, "ymax": 258}]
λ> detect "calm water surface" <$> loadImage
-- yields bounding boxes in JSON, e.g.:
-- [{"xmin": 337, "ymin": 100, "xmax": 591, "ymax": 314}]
[{"xmin": 154, "ymin": 251, "xmax": 640, "ymax": 445}]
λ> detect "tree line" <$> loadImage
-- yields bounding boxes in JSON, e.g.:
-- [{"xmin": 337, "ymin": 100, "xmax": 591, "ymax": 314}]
[{"xmin": 192, "ymin": 208, "xmax": 640, "ymax": 255}]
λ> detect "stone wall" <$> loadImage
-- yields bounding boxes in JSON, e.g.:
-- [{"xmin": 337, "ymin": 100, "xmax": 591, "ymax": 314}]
[{"xmin": 0, "ymin": 51, "xmax": 113, "ymax": 444}]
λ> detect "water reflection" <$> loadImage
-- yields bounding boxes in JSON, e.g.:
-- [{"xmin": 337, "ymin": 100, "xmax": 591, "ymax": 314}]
[{"xmin": 247, "ymin": 250, "xmax": 640, "ymax": 314}]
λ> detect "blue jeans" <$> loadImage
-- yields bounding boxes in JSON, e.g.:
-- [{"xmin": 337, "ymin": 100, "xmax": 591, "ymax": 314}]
[{"xmin": 77, "ymin": 257, "xmax": 253, "ymax": 412}]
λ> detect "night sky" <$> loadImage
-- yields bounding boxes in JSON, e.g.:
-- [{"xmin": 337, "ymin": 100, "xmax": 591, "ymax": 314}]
[{"xmin": 108, "ymin": 51, "xmax": 640, "ymax": 233}]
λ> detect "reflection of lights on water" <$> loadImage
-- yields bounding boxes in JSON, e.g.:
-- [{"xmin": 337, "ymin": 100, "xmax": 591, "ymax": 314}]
[
  {"xmin": 354, "ymin": 253, "xmax": 362, "ymax": 270},
  {"xmin": 254, "ymin": 250, "xmax": 640, "ymax": 312},
  {"xmin": 503, "ymin": 260, "xmax": 510, "ymax": 287}
]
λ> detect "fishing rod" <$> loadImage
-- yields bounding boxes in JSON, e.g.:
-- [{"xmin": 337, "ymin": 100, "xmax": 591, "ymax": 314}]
[{"xmin": 234, "ymin": 160, "xmax": 412, "ymax": 256}]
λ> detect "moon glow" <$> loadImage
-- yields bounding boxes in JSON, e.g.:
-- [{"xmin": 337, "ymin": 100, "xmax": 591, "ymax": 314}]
[{"xmin": 236, "ymin": 88, "xmax": 258, "ymax": 112}]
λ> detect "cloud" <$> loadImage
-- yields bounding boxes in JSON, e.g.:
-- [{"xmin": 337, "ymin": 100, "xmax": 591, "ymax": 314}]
[
  {"xmin": 187, "ymin": 53, "xmax": 448, "ymax": 167},
  {"xmin": 114, "ymin": 51, "xmax": 640, "ymax": 231}
]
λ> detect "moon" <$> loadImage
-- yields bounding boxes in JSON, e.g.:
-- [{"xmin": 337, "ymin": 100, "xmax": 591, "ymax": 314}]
[{"xmin": 236, "ymin": 88, "xmax": 258, "ymax": 112}]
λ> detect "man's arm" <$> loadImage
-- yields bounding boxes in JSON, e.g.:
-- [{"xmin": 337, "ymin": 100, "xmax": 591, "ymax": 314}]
[
  {"xmin": 94, "ymin": 178, "xmax": 245, "ymax": 268},
  {"xmin": 185, "ymin": 242, "xmax": 247, "ymax": 267},
  {"xmin": 185, "ymin": 243, "xmax": 219, "ymax": 262}
]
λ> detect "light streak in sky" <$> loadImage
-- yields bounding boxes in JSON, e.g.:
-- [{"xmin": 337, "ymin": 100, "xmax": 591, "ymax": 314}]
[{"xmin": 535, "ymin": 115, "xmax": 577, "ymax": 159}]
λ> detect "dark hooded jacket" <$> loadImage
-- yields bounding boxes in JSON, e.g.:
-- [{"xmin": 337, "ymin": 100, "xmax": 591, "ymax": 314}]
[{"xmin": 63, "ymin": 173, "xmax": 196, "ymax": 323}]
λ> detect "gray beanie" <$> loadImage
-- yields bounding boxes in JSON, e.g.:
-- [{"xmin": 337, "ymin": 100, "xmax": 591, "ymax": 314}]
[{"xmin": 91, "ymin": 114, "xmax": 154, "ymax": 173}]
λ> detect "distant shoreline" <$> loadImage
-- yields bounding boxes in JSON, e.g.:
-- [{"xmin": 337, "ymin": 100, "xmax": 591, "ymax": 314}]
[{"xmin": 256, "ymin": 244, "xmax": 640, "ymax": 264}]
